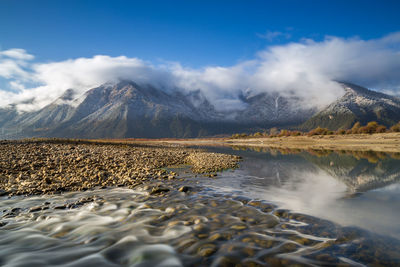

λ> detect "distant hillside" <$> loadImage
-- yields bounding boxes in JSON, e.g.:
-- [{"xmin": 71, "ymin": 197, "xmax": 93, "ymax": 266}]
[
  {"xmin": 1, "ymin": 81, "xmax": 399, "ymax": 138},
  {"xmin": 0, "ymin": 81, "xmax": 313, "ymax": 139},
  {"xmin": 300, "ymin": 82, "xmax": 400, "ymax": 130}
]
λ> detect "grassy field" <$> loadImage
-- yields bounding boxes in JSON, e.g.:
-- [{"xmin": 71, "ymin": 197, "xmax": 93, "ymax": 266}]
[
  {"xmin": 15, "ymin": 132, "xmax": 400, "ymax": 153},
  {"xmin": 138, "ymin": 133, "xmax": 400, "ymax": 153}
]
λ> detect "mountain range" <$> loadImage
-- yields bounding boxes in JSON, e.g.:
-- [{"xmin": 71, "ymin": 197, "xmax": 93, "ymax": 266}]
[
  {"xmin": 1, "ymin": 81, "xmax": 399, "ymax": 139},
  {"xmin": 301, "ymin": 82, "xmax": 400, "ymax": 130}
]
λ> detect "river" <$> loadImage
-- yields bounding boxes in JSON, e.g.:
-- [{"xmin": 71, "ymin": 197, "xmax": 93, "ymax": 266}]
[{"xmin": 1, "ymin": 146, "xmax": 400, "ymax": 266}]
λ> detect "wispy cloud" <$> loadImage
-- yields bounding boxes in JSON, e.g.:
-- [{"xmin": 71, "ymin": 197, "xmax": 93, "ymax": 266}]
[
  {"xmin": 0, "ymin": 49, "xmax": 33, "ymax": 81},
  {"xmin": 257, "ymin": 30, "xmax": 291, "ymax": 42},
  {"xmin": 0, "ymin": 48, "xmax": 34, "ymax": 60},
  {"xmin": 1, "ymin": 33, "xmax": 400, "ymax": 112}
]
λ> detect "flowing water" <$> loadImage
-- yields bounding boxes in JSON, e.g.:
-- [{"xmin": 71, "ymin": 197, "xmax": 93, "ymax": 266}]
[{"xmin": 1, "ymin": 146, "xmax": 400, "ymax": 266}]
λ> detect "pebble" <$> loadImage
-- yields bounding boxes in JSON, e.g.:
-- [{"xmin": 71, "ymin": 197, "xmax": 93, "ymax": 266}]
[
  {"xmin": 197, "ymin": 244, "xmax": 217, "ymax": 257},
  {"xmin": 29, "ymin": 206, "xmax": 42, "ymax": 212},
  {"xmin": 178, "ymin": 186, "xmax": 191, "ymax": 192},
  {"xmin": 0, "ymin": 141, "xmax": 240, "ymax": 196}
]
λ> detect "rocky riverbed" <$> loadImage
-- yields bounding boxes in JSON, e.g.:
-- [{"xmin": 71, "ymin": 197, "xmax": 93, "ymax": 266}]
[
  {"xmin": 0, "ymin": 140, "xmax": 240, "ymax": 196},
  {"xmin": 1, "ymin": 183, "xmax": 400, "ymax": 266}
]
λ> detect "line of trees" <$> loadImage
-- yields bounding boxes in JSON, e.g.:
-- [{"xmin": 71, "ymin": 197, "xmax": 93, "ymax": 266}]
[{"xmin": 231, "ymin": 121, "xmax": 400, "ymax": 138}]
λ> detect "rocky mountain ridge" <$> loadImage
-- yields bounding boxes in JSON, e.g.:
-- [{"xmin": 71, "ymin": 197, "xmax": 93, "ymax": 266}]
[
  {"xmin": 301, "ymin": 82, "xmax": 400, "ymax": 130},
  {"xmin": 0, "ymin": 81, "xmax": 399, "ymax": 138}
]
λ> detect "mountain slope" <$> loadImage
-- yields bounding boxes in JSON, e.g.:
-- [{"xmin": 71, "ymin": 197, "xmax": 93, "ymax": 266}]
[
  {"xmin": 1, "ymin": 81, "xmax": 399, "ymax": 138},
  {"xmin": 236, "ymin": 92, "xmax": 316, "ymax": 127},
  {"xmin": 45, "ymin": 81, "xmax": 220, "ymax": 138},
  {"xmin": 300, "ymin": 82, "xmax": 400, "ymax": 130},
  {"xmin": 0, "ymin": 80, "xmax": 318, "ymax": 138}
]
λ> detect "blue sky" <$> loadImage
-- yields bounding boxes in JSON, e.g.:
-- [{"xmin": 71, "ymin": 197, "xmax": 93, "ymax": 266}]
[
  {"xmin": 0, "ymin": 0, "xmax": 400, "ymax": 111},
  {"xmin": 1, "ymin": 0, "xmax": 399, "ymax": 67}
]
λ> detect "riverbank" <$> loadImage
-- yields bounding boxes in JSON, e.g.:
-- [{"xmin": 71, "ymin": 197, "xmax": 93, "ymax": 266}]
[
  {"xmin": 0, "ymin": 140, "xmax": 240, "ymax": 196},
  {"xmin": 144, "ymin": 132, "xmax": 400, "ymax": 153}
]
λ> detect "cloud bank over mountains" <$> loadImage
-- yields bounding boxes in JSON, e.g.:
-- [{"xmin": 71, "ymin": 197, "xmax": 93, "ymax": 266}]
[{"xmin": 1, "ymin": 33, "xmax": 400, "ymax": 112}]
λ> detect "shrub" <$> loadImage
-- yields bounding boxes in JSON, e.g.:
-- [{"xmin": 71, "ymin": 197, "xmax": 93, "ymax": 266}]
[
  {"xmin": 336, "ymin": 129, "xmax": 346, "ymax": 135},
  {"xmin": 375, "ymin": 125, "xmax": 387, "ymax": 133},
  {"xmin": 253, "ymin": 132, "xmax": 263, "ymax": 137},
  {"xmin": 351, "ymin": 122, "xmax": 361, "ymax": 134},
  {"xmin": 278, "ymin": 129, "xmax": 289, "ymax": 137},
  {"xmin": 307, "ymin": 127, "xmax": 330, "ymax": 136},
  {"xmin": 390, "ymin": 122, "xmax": 400, "ymax": 132},
  {"xmin": 269, "ymin": 127, "xmax": 279, "ymax": 136},
  {"xmin": 290, "ymin": 131, "xmax": 302, "ymax": 136},
  {"xmin": 231, "ymin": 133, "xmax": 248, "ymax": 139},
  {"xmin": 358, "ymin": 121, "xmax": 382, "ymax": 134}
]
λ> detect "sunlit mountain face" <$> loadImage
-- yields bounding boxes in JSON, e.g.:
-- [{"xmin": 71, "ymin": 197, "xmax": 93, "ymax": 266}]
[{"xmin": 1, "ymin": 81, "xmax": 399, "ymax": 139}]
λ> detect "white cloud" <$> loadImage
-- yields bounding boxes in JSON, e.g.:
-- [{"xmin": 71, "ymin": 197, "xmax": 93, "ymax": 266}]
[
  {"xmin": 1, "ymin": 33, "xmax": 400, "ymax": 112},
  {"xmin": 9, "ymin": 81, "xmax": 26, "ymax": 91},
  {"xmin": 0, "ymin": 49, "xmax": 33, "ymax": 82},
  {"xmin": 0, "ymin": 48, "xmax": 34, "ymax": 60},
  {"xmin": 170, "ymin": 62, "xmax": 253, "ymax": 110}
]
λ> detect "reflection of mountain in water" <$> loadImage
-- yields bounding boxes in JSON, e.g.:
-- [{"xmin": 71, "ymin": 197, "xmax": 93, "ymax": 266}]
[
  {"xmin": 208, "ymin": 146, "xmax": 400, "ymax": 195},
  {"xmin": 242, "ymin": 153, "xmax": 317, "ymax": 188},
  {"xmin": 209, "ymin": 147, "xmax": 320, "ymax": 191},
  {"xmin": 302, "ymin": 152, "xmax": 400, "ymax": 193}
]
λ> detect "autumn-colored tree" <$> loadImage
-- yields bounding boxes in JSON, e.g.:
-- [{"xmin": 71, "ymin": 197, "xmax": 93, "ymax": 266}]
[
  {"xmin": 375, "ymin": 125, "xmax": 387, "ymax": 133},
  {"xmin": 231, "ymin": 133, "xmax": 248, "ymax": 138},
  {"xmin": 351, "ymin": 122, "xmax": 361, "ymax": 134},
  {"xmin": 390, "ymin": 122, "xmax": 400, "ymax": 132},
  {"xmin": 336, "ymin": 129, "xmax": 346, "ymax": 135},
  {"xmin": 269, "ymin": 127, "xmax": 279, "ymax": 136},
  {"xmin": 307, "ymin": 127, "xmax": 330, "ymax": 136},
  {"xmin": 358, "ymin": 121, "xmax": 379, "ymax": 134},
  {"xmin": 253, "ymin": 132, "xmax": 263, "ymax": 137},
  {"xmin": 290, "ymin": 131, "xmax": 302, "ymax": 136},
  {"xmin": 278, "ymin": 129, "xmax": 289, "ymax": 137}
]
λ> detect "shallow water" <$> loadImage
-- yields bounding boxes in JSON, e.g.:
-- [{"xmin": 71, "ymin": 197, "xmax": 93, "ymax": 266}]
[
  {"xmin": 200, "ymin": 146, "xmax": 400, "ymax": 240},
  {"xmin": 1, "ymin": 147, "xmax": 400, "ymax": 266}
]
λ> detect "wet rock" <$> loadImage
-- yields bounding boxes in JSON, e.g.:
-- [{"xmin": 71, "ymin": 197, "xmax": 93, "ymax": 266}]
[
  {"xmin": 11, "ymin": 207, "xmax": 21, "ymax": 213},
  {"xmin": 29, "ymin": 206, "xmax": 42, "ymax": 212},
  {"xmin": 0, "ymin": 189, "xmax": 7, "ymax": 196},
  {"xmin": 209, "ymin": 233, "xmax": 225, "ymax": 241},
  {"xmin": 178, "ymin": 186, "xmax": 191, "ymax": 192},
  {"xmin": 150, "ymin": 187, "xmax": 170, "ymax": 195},
  {"xmin": 230, "ymin": 224, "xmax": 248, "ymax": 230},
  {"xmin": 197, "ymin": 243, "xmax": 217, "ymax": 257},
  {"xmin": 211, "ymin": 255, "xmax": 242, "ymax": 267}
]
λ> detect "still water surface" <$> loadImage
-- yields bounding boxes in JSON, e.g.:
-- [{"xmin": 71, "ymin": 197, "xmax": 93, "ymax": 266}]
[{"xmin": 202, "ymin": 146, "xmax": 400, "ymax": 240}]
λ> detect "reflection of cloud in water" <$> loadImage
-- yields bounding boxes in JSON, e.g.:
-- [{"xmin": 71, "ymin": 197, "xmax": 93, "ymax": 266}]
[
  {"xmin": 201, "ymin": 147, "xmax": 400, "ymax": 239},
  {"xmin": 260, "ymin": 170, "xmax": 346, "ymax": 211}
]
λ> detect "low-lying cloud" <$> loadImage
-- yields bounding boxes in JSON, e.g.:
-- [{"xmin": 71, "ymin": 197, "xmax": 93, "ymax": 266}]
[{"xmin": 1, "ymin": 33, "xmax": 400, "ymax": 112}]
